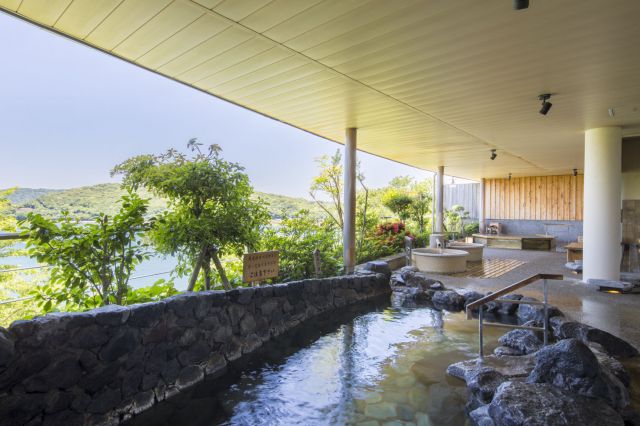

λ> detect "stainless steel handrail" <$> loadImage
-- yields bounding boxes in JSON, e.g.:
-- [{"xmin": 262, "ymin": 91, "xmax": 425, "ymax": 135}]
[{"xmin": 465, "ymin": 273, "xmax": 564, "ymax": 358}]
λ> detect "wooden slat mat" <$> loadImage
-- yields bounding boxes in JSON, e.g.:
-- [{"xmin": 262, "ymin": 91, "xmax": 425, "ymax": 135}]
[{"xmin": 455, "ymin": 258, "xmax": 526, "ymax": 278}]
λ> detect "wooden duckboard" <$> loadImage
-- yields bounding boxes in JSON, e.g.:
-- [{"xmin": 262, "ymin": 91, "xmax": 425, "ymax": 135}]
[{"xmin": 455, "ymin": 258, "xmax": 526, "ymax": 278}]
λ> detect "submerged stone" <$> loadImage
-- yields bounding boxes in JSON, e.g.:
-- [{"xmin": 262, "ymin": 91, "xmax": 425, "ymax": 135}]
[
  {"xmin": 447, "ymin": 355, "xmax": 535, "ymax": 382},
  {"xmin": 364, "ymin": 401, "xmax": 397, "ymax": 420}
]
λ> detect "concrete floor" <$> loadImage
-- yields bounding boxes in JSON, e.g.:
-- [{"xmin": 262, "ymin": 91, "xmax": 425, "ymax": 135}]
[{"xmin": 425, "ymin": 248, "xmax": 640, "ymax": 349}]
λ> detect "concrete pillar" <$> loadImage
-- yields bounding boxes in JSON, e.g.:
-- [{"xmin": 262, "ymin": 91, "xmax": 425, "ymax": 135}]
[
  {"xmin": 430, "ymin": 166, "xmax": 446, "ymax": 247},
  {"xmin": 431, "ymin": 173, "xmax": 436, "ymax": 233},
  {"xmin": 343, "ymin": 128, "xmax": 357, "ymax": 274},
  {"xmin": 435, "ymin": 166, "xmax": 444, "ymax": 233},
  {"xmin": 479, "ymin": 178, "xmax": 486, "ymax": 233},
  {"xmin": 583, "ymin": 127, "xmax": 622, "ymax": 282}
]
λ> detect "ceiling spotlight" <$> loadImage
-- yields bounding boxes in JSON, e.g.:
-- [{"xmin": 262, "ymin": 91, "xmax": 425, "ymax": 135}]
[
  {"xmin": 490, "ymin": 149, "xmax": 497, "ymax": 160},
  {"xmin": 573, "ymin": 168, "xmax": 578, "ymax": 176},
  {"xmin": 539, "ymin": 94, "xmax": 552, "ymax": 115},
  {"xmin": 508, "ymin": 173, "xmax": 512, "ymax": 180},
  {"xmin": 513, "ymin": 0, "xmax": 529, "ymax": 10}
]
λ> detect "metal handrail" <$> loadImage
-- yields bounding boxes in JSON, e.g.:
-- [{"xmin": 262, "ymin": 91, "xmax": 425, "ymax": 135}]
[{"xmin": 465, "ymin": 273, "xmax": 564, "ymax": 358}]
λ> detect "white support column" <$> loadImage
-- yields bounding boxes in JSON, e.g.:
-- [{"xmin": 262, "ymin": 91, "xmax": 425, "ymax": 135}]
[
  {"xmin": 435, "ymin": 166, "xmax": 445, "ymax": 233},
  {"xmin": 343, "ymin": 128, "xmax": 357, "ymax": 274},
  {"xmin": 479, "ymin": 178, "xmax": 486, "ymax": 233},
  {"xmin": 583, "ymin": 127, "xmax": 622, "ymax": 282},
  {"xmin": 430, "ymin": 166, "xmax": 446, "ymax": 247}
]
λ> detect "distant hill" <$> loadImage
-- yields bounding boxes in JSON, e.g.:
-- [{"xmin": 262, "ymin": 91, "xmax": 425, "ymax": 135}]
[
  {"xmin": 6, "ymin": 184, "xmax": 321, "ymax": 221},
  {"xmin": 6, "ymin": 188, "xmax": 61, "ymax": 204}
]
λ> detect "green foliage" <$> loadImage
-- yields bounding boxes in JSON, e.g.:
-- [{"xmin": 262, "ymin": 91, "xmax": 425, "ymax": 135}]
[
  {"xmin": 113, "ymin": 140, "xmax": 270, "ymax": 291},
  {"xmin": 126, "ymin": 279, "xmax": 179, "ymax": 304},
  {"xmin": 357, "ymin": 221, "xmax": 411, "ymax": 263},
  {"xmin": 444, "ymin": 204, "xmax": 470, "ymax": 237},
  {"xmin": 1, "ymin": 188, "xmax": 18, "ymax": 257},
  {"xmin": 23, "ymin": 192, "xmax": 150, "ymax": 311},
  {"xmin": 382, "ymin": 190, "xmax": 414, "ymax": 222},
  {"xmin": 464, "ymin": 221, "xmax": 480, "ymax": 235},
  {"xmin": 0, "ymin": 267, "xmax": 47, "ymax": 326},
  {"xmin": 408, "ymin": 180, "xmax": 433, "ymax": 234},
  {"xmin": 309, "ymin": 149, "xmax": 343, "ymax": 229},
  {"xmin": 260, "ymin": 209, "xmax": 341, "ymax": 281}
]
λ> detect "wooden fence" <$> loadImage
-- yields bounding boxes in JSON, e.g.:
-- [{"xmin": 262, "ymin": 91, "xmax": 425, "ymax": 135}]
[
  {"xmin": 484, "ymin": 175, "xmax": 583, "ymax": 221},
  {"xmin": 444, "ymin": 183, "xmax": 479, "ymax": 219}
]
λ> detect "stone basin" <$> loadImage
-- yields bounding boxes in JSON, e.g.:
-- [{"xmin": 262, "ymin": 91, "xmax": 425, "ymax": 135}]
[
  {"xmin": 411, "ymin": 248, "xmax": 469, "ymax": 274},
  {"xmin": 448, "ymin": 242, "xmax": 484, "ymax": 262}
]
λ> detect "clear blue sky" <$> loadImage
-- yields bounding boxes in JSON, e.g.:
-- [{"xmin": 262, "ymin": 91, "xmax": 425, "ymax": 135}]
[{"xmin": 0, "ymin": 12, "xmax": 444, "ymax": 199}]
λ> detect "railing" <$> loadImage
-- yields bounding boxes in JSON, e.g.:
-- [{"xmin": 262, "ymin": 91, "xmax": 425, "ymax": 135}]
[
  {"xmin": 0, "ymin": 266, "xmax": 173, "ymax": 306},
  {"xmin": 465, "ymin": 273, "xmax": 564, "ymax": 358}
]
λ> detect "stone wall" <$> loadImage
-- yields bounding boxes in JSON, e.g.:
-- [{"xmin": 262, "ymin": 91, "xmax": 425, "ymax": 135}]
[{"xmin": 0, "ymin": 272, "xmax": 390, "ymax": 426}]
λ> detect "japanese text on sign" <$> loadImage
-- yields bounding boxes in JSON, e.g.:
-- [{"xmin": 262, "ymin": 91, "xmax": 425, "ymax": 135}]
[{"xmin": 243, "ymin": 250, "xmax": 279, "ymax": 283}]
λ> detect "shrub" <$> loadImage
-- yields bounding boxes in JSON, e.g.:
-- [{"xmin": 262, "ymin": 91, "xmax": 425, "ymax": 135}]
[{"xmin": 260, "ymin": 210, "xmax": 341, "ymax": 281}]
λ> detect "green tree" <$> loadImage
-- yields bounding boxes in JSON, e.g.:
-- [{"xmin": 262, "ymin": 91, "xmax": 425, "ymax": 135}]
[
  {"xmin": 409, "ymin": 180, "xmax": 433, "ymax": 234},
  {"xmin": 382, "ymin": 190, "xmax": 414, "ymax": 222},
  {"xmin": 309, "ymin": 150, "xmax": 344, "ymax": 229},
  {"xmin": 23, "ymin": 192, "xmax": 150, "ymax": 311},
  {"xmin": 444, "ymin": 204, "xmax": 469, "ymax": 237},
  {"xmin": 113, "ymin": 140, "xmax": 270, "ymax": 291},
  {"xmin": 260, "ymin": 209, "xmax": 341, "ymax": 281}
]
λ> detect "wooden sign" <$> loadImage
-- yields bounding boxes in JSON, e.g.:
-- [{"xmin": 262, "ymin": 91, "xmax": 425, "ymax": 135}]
[{"xmin": 243, "ymin": 250, "xmax": 279, "ymax": 283}]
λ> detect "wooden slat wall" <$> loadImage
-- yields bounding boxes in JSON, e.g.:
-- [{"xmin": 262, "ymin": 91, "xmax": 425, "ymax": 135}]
[{"xmin": 484, "ymin": 175, "xmax": 583, "ymax": 221}]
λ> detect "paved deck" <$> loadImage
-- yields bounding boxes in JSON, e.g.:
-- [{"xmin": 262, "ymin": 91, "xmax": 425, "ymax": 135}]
[{"xmin": 425, "ymin": 248, "xmax": 640, "ymax": 349}]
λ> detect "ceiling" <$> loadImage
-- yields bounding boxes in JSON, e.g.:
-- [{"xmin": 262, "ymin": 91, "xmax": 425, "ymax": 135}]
[{"xmin": 2, "ymin": 0, "xmax": 640, "ymax": 180}]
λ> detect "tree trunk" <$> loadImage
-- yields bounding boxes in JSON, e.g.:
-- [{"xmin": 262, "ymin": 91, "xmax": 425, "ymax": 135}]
[
  {"xmin": 187, "ymin": 247, "xmax": 206, "ymax": 291},
  {"xmin": 211, "ymin": 249, "xmax": 232, "ymax": 291},
  {"xmin": 202, "ymin": 255, "xmax": 212, "ymax": 290}
]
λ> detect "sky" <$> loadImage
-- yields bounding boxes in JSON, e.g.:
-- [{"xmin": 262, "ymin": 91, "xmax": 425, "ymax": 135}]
[{"xmin": 0, "ymin": 12, "xmax": 446, "ymax": 199}]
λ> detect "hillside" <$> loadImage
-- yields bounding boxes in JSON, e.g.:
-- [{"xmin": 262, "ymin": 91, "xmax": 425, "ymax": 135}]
[
  {"xmin": 6, "ymin": 188, "xmax": 61, "ymax": 204},
  {"xmin": 6, "ymin": 184, "xmax": 321, "ymax": 221}
]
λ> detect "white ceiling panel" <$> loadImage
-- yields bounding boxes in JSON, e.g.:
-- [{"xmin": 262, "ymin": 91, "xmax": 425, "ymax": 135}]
[{"xmin": 3, "ymin": 0, "xmax": 640, "ymax": 180}]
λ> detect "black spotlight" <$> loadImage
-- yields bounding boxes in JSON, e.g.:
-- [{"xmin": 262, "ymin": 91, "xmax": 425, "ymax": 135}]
[
  {"xmin": 573, "ymin": 168, "xmax": 578, "ymax": 176},
  {"xmin": 539, "ymin": 94, "xmax": 552, "ymax": 115},
  {"xmin": 490, "ymin": 149, "xmax": 497, "ymax": 160},
  {"xmin": 513, "ymin": 0, "xmax": 529, "ymax": 10}
]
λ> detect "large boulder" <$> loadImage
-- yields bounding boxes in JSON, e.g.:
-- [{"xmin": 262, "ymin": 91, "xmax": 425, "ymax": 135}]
[
  {"xmin": 517, "ymin": 297, "xmax": 563, "ymax": 323},
  {"xmin": 463, "ymin": 291, "xmax": 485, "ymax": 309},
  {"xmin": 391, "ymin": 286, "xmax": 431, "ymax": 307},
  {"xmin": 465, "ymin": 367, "xmax": 507, "ymax": 411},
  {"xmin": 0, "ymin": 328, "xmax": 14, "ymax": 367},
  {"xmin": 488, "ymin": 381, "xmax": 624, "ymax": 426},
  {"xmin": 402, "ymin": 270, "xmax": 443, "ymax": 291},
  {"xmin": 497, "ymin": 329, "xmax": 542, "ymax": 355},
  {"xmin": 361, "ymin": 261, "xmax": 391, "ymax": 280},
  {"xmin": 588, "ymin": 342, "xmax": 631, "ymax": 387},
  {"xmin": 526, "ymin": 339, "xmax": 629, "ymax": 412},
  {"xmin": 432, "ymin": 290, "xmax": 466, "ymax": 311},
  {"xmin": 469, "ymin": 405, "xmax": 495, "ymax": 426},
  {"xmin": 496, "ymin": 294, "xmax": 523, "ymax": 316},
  {"xmin": 551, "ymin": 318, "xmax": 639, "ymax": 358}
]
